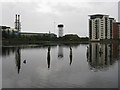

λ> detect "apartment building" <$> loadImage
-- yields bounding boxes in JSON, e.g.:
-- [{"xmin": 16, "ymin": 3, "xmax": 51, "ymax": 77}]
[
  {"xmin": 113, "ymin": 22, "xmax": 120, "ymax": 39},
  {"xmin": 89, "ymin": 14, "xmax": 116, "ymax": 41}
]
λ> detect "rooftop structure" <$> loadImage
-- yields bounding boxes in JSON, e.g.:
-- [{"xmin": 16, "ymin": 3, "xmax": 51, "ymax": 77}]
[
  {"xmin": 58, "ymin": 24, "xmax": 64, "ymax": 27},
  {"xmin": 0, "ymin": 26, "xmax": 10, "ymax": 29},
  {"xmin": 58, "ymin": 24, "xmax": 64, "ymax": 37},
  {"xmin": 89, "ymin": 14, "xmax": 109, "ymax": 19}
]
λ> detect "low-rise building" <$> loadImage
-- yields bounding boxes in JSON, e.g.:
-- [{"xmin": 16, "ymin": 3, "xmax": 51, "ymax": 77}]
[
  {"xmin": 0, "ymin": 26, "xmax": 10, "ymax": 31},
  {"xmin": 0, "ymin": 26, "xmax": 17, "ymax": 32},
  {"xmin": 63, "ymin": 34, "xmax": 80, "ymax": 41},
  {"xmin": 20, "ymin": 32, "xmax": 57, "ymax": 37}
]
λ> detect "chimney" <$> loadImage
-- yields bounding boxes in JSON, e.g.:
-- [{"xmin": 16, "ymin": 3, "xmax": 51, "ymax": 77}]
[
  {"xmin": 15, "ymin": 14, "xmax": 17, "ymax": 29},
  {"xmin": 18, "ymin": 15, "xmax": 20, "ymax": 22},
  {"xmin": 15, "ymin": 14, "xmax": 17, "ymax": 22}
]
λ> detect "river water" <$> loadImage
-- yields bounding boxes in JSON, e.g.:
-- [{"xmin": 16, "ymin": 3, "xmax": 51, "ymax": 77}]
[{"xmin": 2, "ymin": 43, "xmax": 119, "ymax": 88}]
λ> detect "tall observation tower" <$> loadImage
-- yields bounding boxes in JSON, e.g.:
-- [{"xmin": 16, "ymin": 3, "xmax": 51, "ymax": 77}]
[
  {"xmin": 58, "ymin": 24, "xmax": 64, "ymax": 37},
  {"xmin": 15, "ymin": 14, "xmax": 21, "ymax": 33}
]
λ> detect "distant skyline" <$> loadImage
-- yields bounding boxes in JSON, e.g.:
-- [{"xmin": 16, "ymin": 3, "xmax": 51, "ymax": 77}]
[{"xmin": 1, "ymin": 0, "xmax": 119, "ymax": 37}]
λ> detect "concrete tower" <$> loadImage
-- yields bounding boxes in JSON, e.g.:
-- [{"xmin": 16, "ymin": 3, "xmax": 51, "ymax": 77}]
[{"xmin": 58, "ymin": 24, "xmax": 64, "ymax": 37}]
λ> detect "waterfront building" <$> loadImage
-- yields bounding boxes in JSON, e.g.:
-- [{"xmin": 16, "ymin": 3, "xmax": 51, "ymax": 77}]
[
  {"xmin": 20, "ymin": 32, "xmax": 45, "ymax": 36},
  {"xmin": 109, "ymin": 18, "xmax": 116, "ymax": 39},
  {"xmin": 58, "ymin": 24, "xmax": 64, "ymax": 37},
  {"xmin": 20, "ymin": 32, "xmax": 57, "ymax": 37},
  {"xmin": 89, "ymin": 14, "xmax": 116, "ymax": 41},
  {"xmin": 1, "ymin": 26, "xmax": 17, "ymax": 33},
  {"xmin": 0, "ymin": 26, "xmax": 10, "ymax": 31},
  {"xmin": 113, "ymin": 22, "xmax": 120, "ymax": 39}
]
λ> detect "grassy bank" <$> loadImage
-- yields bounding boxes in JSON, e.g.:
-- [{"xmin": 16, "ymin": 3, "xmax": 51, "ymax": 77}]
[
  {"xmin": 2, "ymin": 38, "xmax": 120, "ymax": 46},
  {"xmin": 2, "ymin": 38, "xmax": 89, "ymax": 46}
]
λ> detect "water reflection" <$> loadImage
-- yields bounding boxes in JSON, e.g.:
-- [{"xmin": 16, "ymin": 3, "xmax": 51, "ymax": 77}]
[
  {"xmin": 2, "ymin": 43, "xmax": 119, "ymax": 73},
  {"xmin": 2, "ymin": 44, "xmax": 119, "ymax": 88},
  {"xmin": 112, "ymin": 44, "xmax": 119, "ymax": 60},
  {"xmin": 15, "ymin": 47, "xmax": 21, "ymax": 74},
  {"xmin": 58, "ymin": 45, "xmax": 63, "ymax": 59},
  {"xmin": 2, "ymin": 47, "xmax": 17, "ymax": 56},
  {"xmin": 69, "ymin": 47, "xmax": 72, "ymax": 65},
  {"xmin": 87, "ymin": 43, "xmax": 119, "ymax": 71},
  {"xmin": 2, "ymin": 45, "xmax": 57, "ymax": 57},
  {"xmin": 47, "ymin": 46, "xmax": 51, "ymax": 69}
]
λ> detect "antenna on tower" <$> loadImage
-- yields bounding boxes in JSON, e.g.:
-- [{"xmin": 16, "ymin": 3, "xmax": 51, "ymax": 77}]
[
  {"xmin": 54, "ymin": 21, "xmax": 55, "ymax": 33},
  {"xmin": 53, "ymin": 16, "xmax": 56, "ymax": 34}
]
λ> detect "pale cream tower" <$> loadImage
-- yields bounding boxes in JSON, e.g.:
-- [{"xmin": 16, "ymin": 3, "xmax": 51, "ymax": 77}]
[{"xmin": 58, "ymin": 24, "xmax": 64, "ymax": 37}]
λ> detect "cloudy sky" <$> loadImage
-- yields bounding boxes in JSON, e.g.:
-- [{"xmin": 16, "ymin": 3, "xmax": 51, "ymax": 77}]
[{"xmin": 0, "ymin": 0, "xmax": 119, "ymax": 37}]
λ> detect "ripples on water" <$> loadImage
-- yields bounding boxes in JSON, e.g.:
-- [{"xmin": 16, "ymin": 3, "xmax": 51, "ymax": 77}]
[{"xmin": 2, "ymin": 43, "xmax": 119, "ymax": 88}]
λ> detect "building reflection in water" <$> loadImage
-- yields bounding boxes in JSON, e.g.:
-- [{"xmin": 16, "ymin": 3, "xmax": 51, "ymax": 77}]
[
  {"xmin": 112, "ymin": 44, "xmax": 119, "ymax": 60},
  {"xmin": 2, "ymin": 47, "xmax": 17, "ymax": 56},
  {"xmin": 87, "ymin": 43, "xmax": 119, "ymax": 71},
  {"xmin": 69, "ymin": 47, "xmax": 72, "ymax": 65},
  {"xmin": 58, "ymin": 45, "xmax": 63, "ymax": 59},
  {"xmin": 47, "ymin": 46, "xmax": 51, "ymax": 69},
  {"xmin": 15, "ymin": 47, "xmax": 21, "ymax": 74}
]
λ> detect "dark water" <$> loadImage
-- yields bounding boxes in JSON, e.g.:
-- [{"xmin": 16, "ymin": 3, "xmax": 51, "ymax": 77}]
[{"xmin": 2, "ymin": 43, "xmax": 119, "ymax": 88}]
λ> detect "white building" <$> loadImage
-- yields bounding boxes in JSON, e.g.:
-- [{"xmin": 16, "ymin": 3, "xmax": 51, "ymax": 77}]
[
  {"xmin": 89, "ymin": 14, "xmax": 115, "ymax": 41},
  {"xmin": 109, "ymin": 18, "xmax": 116, "ymax": 39},
  {"xmin": 58, "ymin": 24, "xmax": 64, "ymax": 37}
]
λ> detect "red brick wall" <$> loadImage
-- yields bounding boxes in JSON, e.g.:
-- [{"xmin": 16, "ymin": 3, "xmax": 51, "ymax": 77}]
[
  {"xmin": 112, "ymin": 44, "xmax": 119, "ymax": 59},
  {"xmin": 113, "ymin": 23, "xmax": 119, "ymax": 39}
]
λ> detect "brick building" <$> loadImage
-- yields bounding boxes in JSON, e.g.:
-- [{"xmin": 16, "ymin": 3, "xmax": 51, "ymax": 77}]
[{"xmin": 113, "ymin": 22, "xmax": 120, "ymax": 39}]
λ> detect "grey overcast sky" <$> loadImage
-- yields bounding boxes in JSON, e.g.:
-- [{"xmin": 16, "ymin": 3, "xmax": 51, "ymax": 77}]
[{"xmin": 0, "ymin": 0, "xmax": 119, "ymax": 37}]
